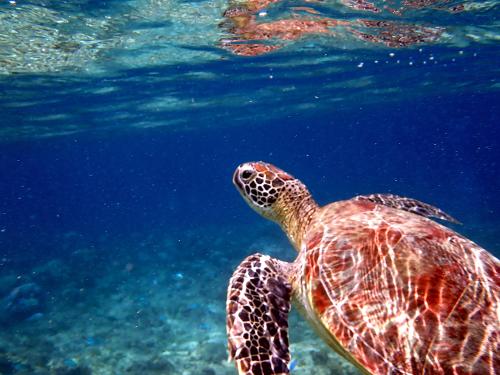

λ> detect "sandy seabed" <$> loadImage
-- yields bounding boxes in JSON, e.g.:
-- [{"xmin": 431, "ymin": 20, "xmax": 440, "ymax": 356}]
[{"xmin": 0, "ymin": 224, "xmax": 360, "ymax": 375}]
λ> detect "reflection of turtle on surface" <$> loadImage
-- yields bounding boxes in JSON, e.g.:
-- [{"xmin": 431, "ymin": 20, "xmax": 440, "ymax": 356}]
[
  {"xmin": 227, "ymin": 161, "xmax": 499, "ymax": 375},
  {"xmin": 219, "ymin": 0, "xmax": 449, "ymax": 56},
  {"xmin": 220, "ymin": 5, "xmax": 442, "ymax": 56},
  {"xmin": 220, "ymin": 6, "xmax": 348, "ymax": 56}
]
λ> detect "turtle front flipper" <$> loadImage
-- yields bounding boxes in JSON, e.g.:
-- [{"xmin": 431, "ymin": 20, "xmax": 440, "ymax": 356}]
[
  {"xmin": 226, "ymin": 253, "xmax": 293, "ymax": 375},
  {"xmin": 355, "ymin": 193, "xmax": 461, "ymax": 224}
]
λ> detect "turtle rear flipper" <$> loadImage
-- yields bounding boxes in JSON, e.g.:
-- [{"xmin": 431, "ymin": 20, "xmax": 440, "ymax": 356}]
[
  {"xmin": 226, "ymin": 253, "xmax": 292, "ymax": 375},
  {"xmin": 355, "ymin": 193, "xmax": 461, "ymax": 224}
]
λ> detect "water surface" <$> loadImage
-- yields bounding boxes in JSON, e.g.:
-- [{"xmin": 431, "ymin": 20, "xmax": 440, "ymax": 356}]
[{"xmin": 0, "ymin": 0, "xmax": 498, "ymax": 373}]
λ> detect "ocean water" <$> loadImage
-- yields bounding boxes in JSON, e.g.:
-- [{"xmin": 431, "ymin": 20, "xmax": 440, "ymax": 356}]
[{"xmin": 0, "ymin": 0, "xmax": 499, "ymax": 374}]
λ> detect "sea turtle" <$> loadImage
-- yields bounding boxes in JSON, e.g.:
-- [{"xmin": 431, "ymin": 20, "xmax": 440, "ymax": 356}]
[{"xmin": 226, "ymin": 161, "xmax": 499, "ymax": 375}]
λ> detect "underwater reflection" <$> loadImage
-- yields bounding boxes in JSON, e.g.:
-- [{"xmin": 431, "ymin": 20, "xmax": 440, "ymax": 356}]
[{"xmin": 219, "ymin": 0, "xmax": 460, "ymax": 55}]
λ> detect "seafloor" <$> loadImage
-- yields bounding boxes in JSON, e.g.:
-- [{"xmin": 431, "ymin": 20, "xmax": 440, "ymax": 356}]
[
  {"xmin": 0, "ymin": 223, "xmax": 362, "ymax": 375},
  {"xmin": 1, "ymin": 219, "xmax": 498, "ymax": 375}
]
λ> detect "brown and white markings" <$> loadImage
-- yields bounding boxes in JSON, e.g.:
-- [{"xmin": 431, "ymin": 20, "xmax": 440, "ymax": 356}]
[
  {"xmin": 227, "ymin": 161, "xmax": 499, "ymax": 375},
  {"xmin": 226, "ymin": 254, "xmax": 294, "ymax": 375}
]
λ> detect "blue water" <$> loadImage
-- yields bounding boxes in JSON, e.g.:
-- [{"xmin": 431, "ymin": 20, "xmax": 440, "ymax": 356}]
[{"xmin": 0, "ymin": 0, "xmax": 499, "ymax": 373}]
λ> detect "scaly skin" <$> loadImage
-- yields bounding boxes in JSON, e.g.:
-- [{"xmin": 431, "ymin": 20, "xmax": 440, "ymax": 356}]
[{"xmin": 229, "ymin": 161, "xmax": 500, "ymax": 375}]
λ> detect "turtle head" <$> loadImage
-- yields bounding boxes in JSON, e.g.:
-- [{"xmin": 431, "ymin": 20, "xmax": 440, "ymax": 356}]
[
  {"xmin": 233, "ymin": 162, "xmax": 318, "ymax": 249},
  {"xmin": 233, "ymin": 161, "xmax": 295, "ymax": 220}
]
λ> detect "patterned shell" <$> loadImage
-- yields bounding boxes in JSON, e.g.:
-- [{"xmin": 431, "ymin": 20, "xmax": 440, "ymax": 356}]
[{"xmin": 299, "ymin": 198, "xmax": 499, "ymax": 374}]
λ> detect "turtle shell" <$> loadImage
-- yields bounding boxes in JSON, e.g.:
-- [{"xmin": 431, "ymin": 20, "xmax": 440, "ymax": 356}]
[{"xmin": 300, "ymin": 198, "xmax": 499, "ymax": 374}]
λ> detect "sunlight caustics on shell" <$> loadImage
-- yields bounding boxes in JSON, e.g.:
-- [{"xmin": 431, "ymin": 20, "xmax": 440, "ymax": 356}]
[{"xmin": 228, "ymin": 161, "xmax": 499, "ymax": 375}]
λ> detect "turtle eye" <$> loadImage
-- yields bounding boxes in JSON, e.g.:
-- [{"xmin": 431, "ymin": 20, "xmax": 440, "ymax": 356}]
[{"xmin": 240, "ymin": 169, "xmax": 254, "ymax": 180}]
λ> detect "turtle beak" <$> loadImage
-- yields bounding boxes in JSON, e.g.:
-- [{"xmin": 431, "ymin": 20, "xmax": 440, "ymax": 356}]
[{"xmin": 233, "ymin": 167, "xmax": 244, "ymax": 192}]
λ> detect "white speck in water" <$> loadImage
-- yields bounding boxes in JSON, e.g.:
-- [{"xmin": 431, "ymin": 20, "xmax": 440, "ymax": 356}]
[
  {"xmin": 429, "ymin": 56, "xmax": 434, "ymax": 60},
  {"xmin": 258, "ymin": 11, "xmax": 267, "ymax": 17},
  {"xmin": 459, "ymin": 50, "xmax": 464, "ymax": 55},
  {"xmin": 174, "ymin": 272, "xmax": 184, "ymax": 280},
  {"xmin": 409, "ymin": 61, "xmax": 413, "ymax": 66},
  {"xmin": 389, "ymin": 52, "xmax": 395, "ymax": 57},
  {"xmin": 374, "ymin": 60, "xmax": 379, "ymax": 64},
  {"xmin": 357, "ymin": 62, "xmax": 364, "ymax": 68}
]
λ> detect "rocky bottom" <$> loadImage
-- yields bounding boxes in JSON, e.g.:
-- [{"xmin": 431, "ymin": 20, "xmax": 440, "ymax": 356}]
[{"xmin": 0, "ymin": 225, "xmax": 361, "ymax": 375}]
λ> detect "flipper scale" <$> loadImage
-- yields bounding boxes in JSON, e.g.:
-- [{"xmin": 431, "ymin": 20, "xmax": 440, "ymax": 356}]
[{"xmin": 226, "ymin": 253, "xmax": 292, "ymax": 375}]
